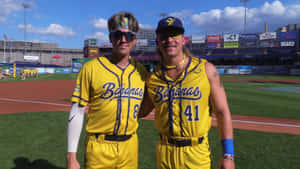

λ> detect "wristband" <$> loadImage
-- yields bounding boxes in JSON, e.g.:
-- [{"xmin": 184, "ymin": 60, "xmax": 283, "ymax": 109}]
[
  {"xmin": 222, "ymin": 139, "xmax": 234, "ymax": 155},
  {"xmin": 224, "ymin": 154, "xmax": 234, "ymax": 160}
]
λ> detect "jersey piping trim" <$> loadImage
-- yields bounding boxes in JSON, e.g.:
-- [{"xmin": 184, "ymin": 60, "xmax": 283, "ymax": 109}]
[
  {"xmin": 124, "ymin": 61, "xmax": 137, "ymax": 135},
  {"xmin": 97, "ymin": 57, "xmax": 122, "ymax": 135},
  {"xmin": 188, "ymin": 57, "xmax": 201, "ymax": 73},
  {"xmin": 115, "ymin": 73, "xmax": 124, "ymax": 134},
  {"xmin": 179, "ymin": 82, "xmax": 184, "ymax": 136},
  {"xmin": 115, "ymin": 58, "xmax": 131, "ymax": 70},
  {"xmin": 168, "ymin": 83, "xmax": 174, "ymax": 136},
  {"xmin": 72, "ymin": 95, "xmax": 89, "ymax": 103}
]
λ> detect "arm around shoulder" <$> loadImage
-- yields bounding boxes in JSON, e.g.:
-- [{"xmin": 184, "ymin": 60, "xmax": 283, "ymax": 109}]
[
  {"xmin": 138, "ymin": 72, "xmax": 155, "ymax": 118},
  {"xmin": 138, "ymin": 87, "xmax": 155, "ymax": 118}
]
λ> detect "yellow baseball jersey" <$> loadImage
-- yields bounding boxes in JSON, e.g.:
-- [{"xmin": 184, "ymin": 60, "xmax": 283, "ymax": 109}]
[
  {"xmin": 147, "ymin": 57, "xmax": 211, "ymax": 138},
  {"xmin": 72, "ymin": 56, "xmax": 147, "ymax": 135}
]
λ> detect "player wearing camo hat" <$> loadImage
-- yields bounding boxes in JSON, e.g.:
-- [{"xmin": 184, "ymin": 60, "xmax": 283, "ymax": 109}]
[{"xmin": 67, "ymin": 12, "xmax": 147, "ymax": 169}]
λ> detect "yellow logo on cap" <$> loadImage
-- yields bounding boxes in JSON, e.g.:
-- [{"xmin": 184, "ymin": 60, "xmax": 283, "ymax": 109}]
[{"xmin": 166, "ymin": 17, "xmax": 175, "ymax": 26}]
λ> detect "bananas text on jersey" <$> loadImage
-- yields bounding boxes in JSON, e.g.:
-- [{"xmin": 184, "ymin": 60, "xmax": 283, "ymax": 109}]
[
  {"xmin": 100, "ymin": 82, "xmax": 144, "ymax": 100},
  {"xmin": 154, "ymin": 86, "xmax": 202, "ymax": 103}
]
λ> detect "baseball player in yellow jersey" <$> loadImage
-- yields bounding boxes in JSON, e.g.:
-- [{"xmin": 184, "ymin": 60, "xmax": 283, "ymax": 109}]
[
  {"xmin": 139, "ymin": 16, "xmax": 235, "ymax": 169},
  {"xmin": 67, "ymin": 12, "xmax": 147, "ymax": 169}
]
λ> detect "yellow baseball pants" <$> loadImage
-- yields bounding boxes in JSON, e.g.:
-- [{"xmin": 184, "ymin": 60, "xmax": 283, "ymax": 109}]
[
  {"xmin": 156, "ymin": 136, "xmax": 211, "ymax": 169},
  {"xmin": 84, "ymin": 133, "xmax": 138, "ymax": 169}
]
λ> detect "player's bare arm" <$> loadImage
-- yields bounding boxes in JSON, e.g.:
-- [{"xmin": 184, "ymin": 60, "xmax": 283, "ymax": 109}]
[
  {"xmin": 206, "ymin": 62, "xmax": 235, "ymax": 169},
  {"xmin": 138, "ymin": 87, "xmax": 154, "ymax": 118}
]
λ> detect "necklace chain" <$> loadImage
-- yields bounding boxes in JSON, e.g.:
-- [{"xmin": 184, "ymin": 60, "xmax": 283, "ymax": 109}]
[{"xmin": 165, "ymin": 54, "xmax": 186, "ymax": 69}]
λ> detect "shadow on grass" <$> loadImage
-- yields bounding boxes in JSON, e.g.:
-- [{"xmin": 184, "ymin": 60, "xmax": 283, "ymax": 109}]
[{"xmin": 11, "ymin": 157, "xmax": 65, "ymax": 169}]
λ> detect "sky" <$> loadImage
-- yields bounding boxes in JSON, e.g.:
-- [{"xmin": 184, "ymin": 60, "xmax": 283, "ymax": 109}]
[{"xmin": 0, "ymin": 0, "xmax": 300, "ymax": 49}]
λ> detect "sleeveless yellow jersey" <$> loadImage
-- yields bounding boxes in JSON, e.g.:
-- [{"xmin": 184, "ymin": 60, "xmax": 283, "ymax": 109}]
[
  {"xmin": 72, "ymin": 56, "xmax": 147, "ymax": 135},
  {"xmin": 147, "ymin": 57, "xmax": 211, "ymax": 137}
]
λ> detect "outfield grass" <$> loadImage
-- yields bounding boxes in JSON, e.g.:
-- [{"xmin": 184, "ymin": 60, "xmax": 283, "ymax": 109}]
[
  {"xmin": 0, "ymin": 111, "xmax": 299, "ymax": 169},
  {"xmin": 224, "ymin": 81, "xmax": 300, "ymax": 119},
  {"xmin": 1, "ymin": 73, "xmax": 300, "ymax": 119}
]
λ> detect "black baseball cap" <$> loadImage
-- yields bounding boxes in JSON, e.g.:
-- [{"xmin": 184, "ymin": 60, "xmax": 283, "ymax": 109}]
[{"xmin": 156, "ymin": 16, "xmax": 185, "ymax": 34}]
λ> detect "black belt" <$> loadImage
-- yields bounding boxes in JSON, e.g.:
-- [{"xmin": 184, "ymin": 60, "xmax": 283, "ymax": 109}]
[
  {"xmin": 161, "ymin": 135, "xmax": 204, "ymax": 147},
  {"xmin": 94, "ymin": 134, "xmax": 132, "ymax": 141}
]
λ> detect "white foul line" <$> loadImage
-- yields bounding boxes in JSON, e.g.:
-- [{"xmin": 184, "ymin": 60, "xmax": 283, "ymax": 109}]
[
  {"xmin": 1, "ymin": 97, "xmax": 300, "ymax": 128},
  {"xmin": 0, "ymin": 97, "xmax": 71, "ymax": 107},
  {"xmin": 212, "ymin": 117, "xmax": 300, "ymax": 128}
]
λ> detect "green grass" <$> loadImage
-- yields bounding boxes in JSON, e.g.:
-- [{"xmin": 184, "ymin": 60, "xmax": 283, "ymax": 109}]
[
  {"xmin": 224, "ymin": 81, "xmax": 300, "ymax": 119},
  {"xmin": 1, "ymin": 74, "xmax": 300, "ymax": 120},
  {"xmin": 1, "ymin": 74, "xmax": 300, "ymax": 168},
  {"xmin": 1, "ymin": 111, "xmax": 300, "ymax": 169}
]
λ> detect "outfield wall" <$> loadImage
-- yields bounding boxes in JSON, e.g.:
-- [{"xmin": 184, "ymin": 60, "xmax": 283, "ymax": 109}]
[
  {"xmin": 1, "ymin": 62, "xmax": 300, "ymax": 76},
  {"xmin": 214, "ymin": 65, "xmax": 300, "ymax": 75}
]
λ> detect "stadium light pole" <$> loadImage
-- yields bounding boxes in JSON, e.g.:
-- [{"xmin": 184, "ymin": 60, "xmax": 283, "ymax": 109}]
[
  {"xmin": 240, "ymin": 0, "xmax": 249, "ymax": 33},
  {"xmin": 22, "ymin": 3, "xmax": 30, "ymax": 42},
  {"xmin": 22, "ymin": 2, "xmax": 30, "ymax": 56}
]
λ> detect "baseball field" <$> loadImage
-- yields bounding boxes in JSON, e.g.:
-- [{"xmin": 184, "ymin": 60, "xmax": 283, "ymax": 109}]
[{"xmin": 0, "ymin": 74, "xmax": 300, "ymax": 169}]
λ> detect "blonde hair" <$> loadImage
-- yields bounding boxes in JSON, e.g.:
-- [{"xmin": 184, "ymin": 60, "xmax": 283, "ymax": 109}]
[{"xmin": 108, "ymin": 12, "xmax": 139, "ymax": 33}]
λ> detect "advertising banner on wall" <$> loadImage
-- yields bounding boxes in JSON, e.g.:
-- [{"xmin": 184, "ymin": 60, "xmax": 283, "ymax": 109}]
[
  {"xmin": 207, "ymin": 43, "xmax": 221, "ymax": 48},
  {"xmin": 259, "ymin": 32, "xmax": 277, "ymax": 40},
  {"xmin": 239, "ymin": 34, "xmax": 258, "ymax": 41},
  {"xmin": 89, "ymin": 48, "xmax": 98, "ymax": 54},
  {"xmin": 207, "ymin": 35, "xmax": 222, "ymax": 43},
  {"xmin": 280, "ymin": 41, "xmax": 295, "ymax": 47},
  {"xmin": 45, "ymin": 68, "xmax": 55, "ymax": 74},
  {"xmin": 184, "ymin": 37, "xmax": 191, "ymax": 44},
  {"xmin": 239, "ymin": 41, "xmax": 257, "ymax": 48},
  {"xmin": 259, "ymin": 40, "xmax": 278, "ymax": 47},
  {"xmin": 279, "ymin": 32, "xmax": 297, "ymax": 40},
  {"xmin": 148, "ymin": 40, "xmax": 156, "ymax": 46},
  {"xmin": 192, "ymin": 36, "xmax": 205, "ymax": 43},
  {"xmin": 24, "ymin": 55, "xmax": 40, "ymax": 62},
  {"xmin": 224, "ymin": 34, "xmax": 239, "ymax": 42},
  {"xmin": 72, "ymin": 58, "xmax": 92, "ymax": 73},
  {"xmin": 224, "ymin": 42, "xmax": 239, "ymax": 48},
  {"xmin": 55, "ymin": 68, "xmax": 72, "ymax": 74},
  {"xmin": 36, "ymin": 67, "xmax": 46, "ymax": 74},
  {"xmin": 100, "ymin": 43, "xmax": 112, "ymax": 48},
  {"xmin": 84, "ymin": 38, "xmax": 98, "ymax": 47}
]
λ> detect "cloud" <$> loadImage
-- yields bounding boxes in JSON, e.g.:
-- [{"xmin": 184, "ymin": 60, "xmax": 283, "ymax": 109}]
[
  {"xmin": 93, "ymin": 18, "xmax": 107, "ymax": 29},
  {"xmin": 169, "ymin": 10, "xmax": 193, "ymax": 23},
  {"xmin": 18, "ymin": 24, "xmax": 76, "ymax": 37},
  {"xmin": 0, "ymin": 0, "xmax": 21, "ymax": 23},
  {"xmin": 191, "ymin": 0, "xmax": 300, "ymax": 33},
  {"xmin": 139, "ymin": 24, "xmax": 153, "ymax": 29}
]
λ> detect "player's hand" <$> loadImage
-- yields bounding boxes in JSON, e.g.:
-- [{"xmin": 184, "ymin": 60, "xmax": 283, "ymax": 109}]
[
  {"xmin": 218, "ymin": 157, "xmax": 235, "ymax": 169},
  {"xmin": 67, "ymin": 152, "xmax": 80, "ymax": 169}
]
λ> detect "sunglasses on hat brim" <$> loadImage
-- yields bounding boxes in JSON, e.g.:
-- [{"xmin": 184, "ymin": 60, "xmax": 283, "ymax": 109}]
[
  {"xmin": 157, "ymin": 30, "xmax": 183, "ymax": 41},
  {"xmin": 110, "ymin": 31, "xmax": 136, "ymax": 42}
]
